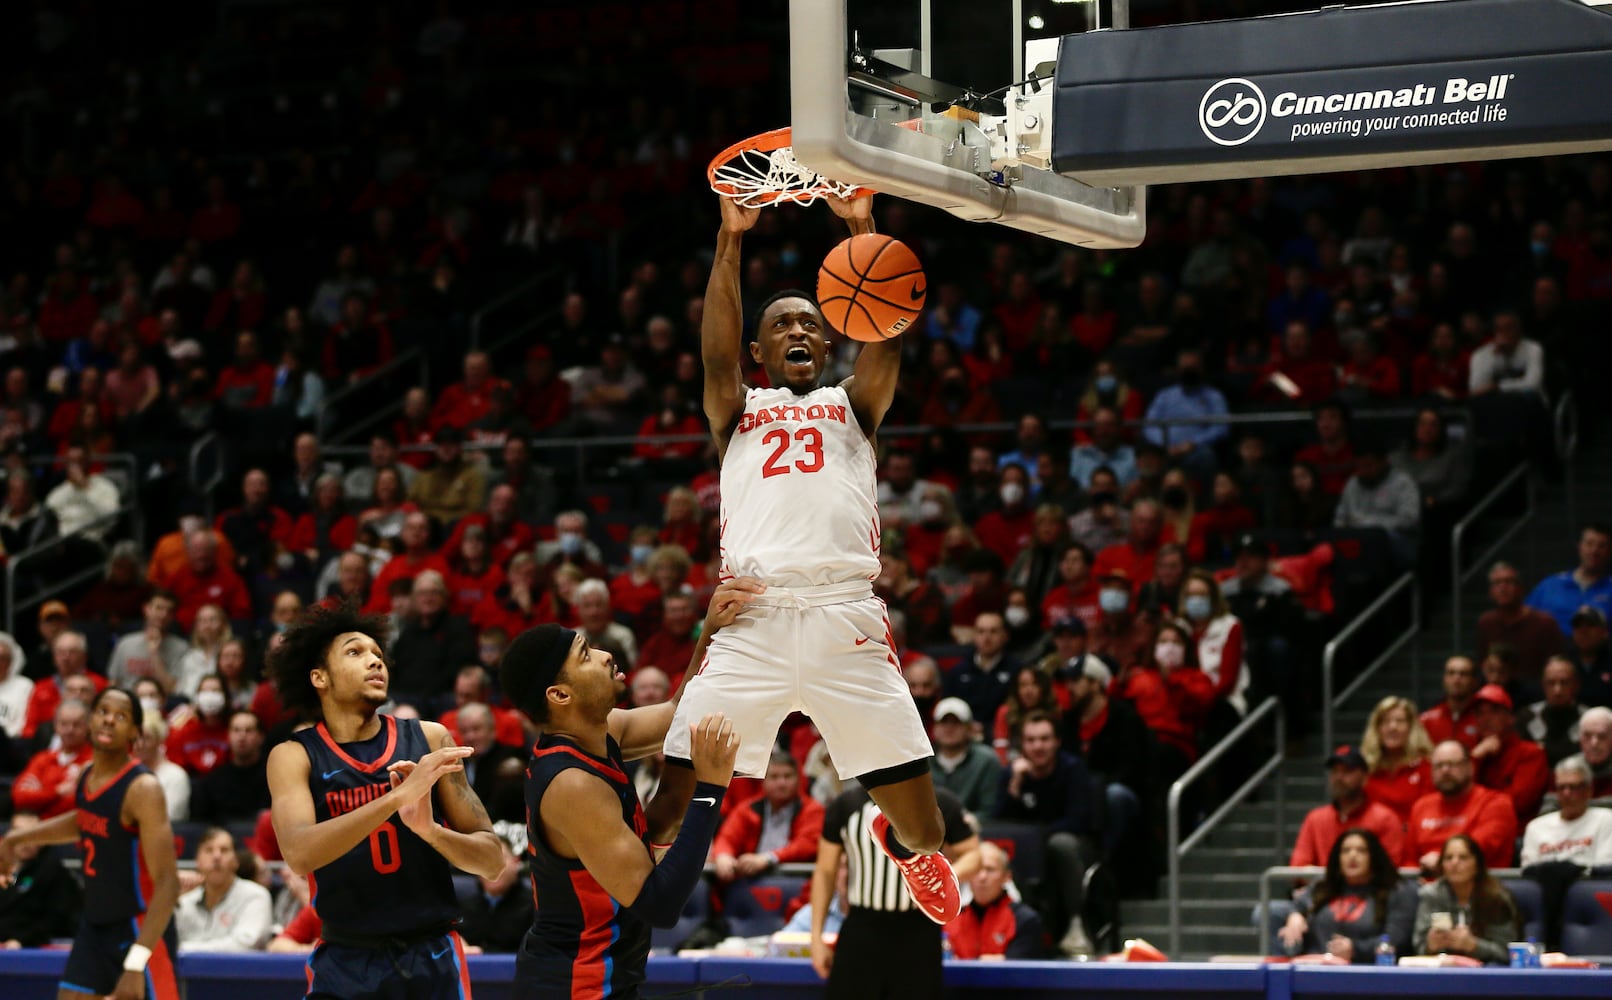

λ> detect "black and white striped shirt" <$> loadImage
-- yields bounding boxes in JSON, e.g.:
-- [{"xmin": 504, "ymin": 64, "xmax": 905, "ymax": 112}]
[{"xmin": 822, "ymin": 786, "xmax": 971, "ymax": 913}]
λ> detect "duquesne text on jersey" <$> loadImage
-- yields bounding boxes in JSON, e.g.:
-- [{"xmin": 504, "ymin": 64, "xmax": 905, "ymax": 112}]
[
  {"xmin": 326, "ymin": 782, "xmax": 388, "ymax": 817},
  {"xmin": 77, "ymin": 810, "xmax": 112, "ymax": 838},
  {"xmin": 736, "ymin": 402, "xmax": 849, "ymax": 434}
]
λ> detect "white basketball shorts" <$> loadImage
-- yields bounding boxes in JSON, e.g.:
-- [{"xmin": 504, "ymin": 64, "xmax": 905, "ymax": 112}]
[{"xmin": 663, "ymin": 583, "xmax": 933, "ymax": 780}]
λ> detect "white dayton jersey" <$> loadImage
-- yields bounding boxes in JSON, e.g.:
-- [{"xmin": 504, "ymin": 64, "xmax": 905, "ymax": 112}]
[{"xmin": 719, "ymin": 384, "xmax": 880, "ymax": 588}]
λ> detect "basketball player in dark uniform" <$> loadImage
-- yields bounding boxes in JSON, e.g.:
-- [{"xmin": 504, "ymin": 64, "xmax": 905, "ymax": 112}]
[
  {"xmin": 0, "ymin": 687, "xmax": 181, "ymax": 1000},
  {"xmin": 265, "ymin": 602, "xmax": 504, "ymax": 1000},
  {"xmin": 500, "ymin": 578, "xmax": 760, "ymax": 1000}
]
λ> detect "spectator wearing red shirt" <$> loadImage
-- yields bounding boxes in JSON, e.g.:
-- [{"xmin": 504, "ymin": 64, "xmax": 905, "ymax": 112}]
[
  {"xmin": 432, "ymin": 350, "xmax": 508, "ymax": 430},
  {"xmin": 974, "ymin": 464, "xmax": 1036, "ymax": 568},
  {"xmin": 287, "ymin": 473, "xmax": 357, "ymax": 564},
  {"xmin": 438, "ymin": 665, "xmax": 526, "ymax": 748},
  {"xmin": 1420, "ymin": 655, "xmax": 1482, "ymax": 750},
  {"xmin": 214, "ymin": 331, "xmax": 275, "ymax": 411},
  {"xmin": 1041, "ymin": 542, "xmax": 1099, "ymax": 632},
  {"xmin": 609, "ymin": 527, "xmax": 665, "ymax": 626},
  {"xmin": 633, "ymin": 387, "xmax": 705, "ymax": 464},
  {"xmin": 993, "ymin": 271, "xmax": 1042, "ymax": 350},
  {"xmin": 392, "ymin": 387, "xmax": 435, "ymax": 469},
  {"xmin": 203, "ymin": 260, "xmax": 266, "ymax": 335},
  {"xmin": 1405, "ymin": 739, "xmax": 1518, "ymax": 871},
  {"xmin": 441, "ymin": 485, "xmax": 534, "ymax": 570},
  {"xmin": 1094, "ymin": 499, "xmax": 1171, "ymax": 593},
  {"xmin": 45, "ymin": 368, "xmax": 112, "ymax": 447},
  {"xmin": 166, "ymin": 675, "xmax": 233, "ymax": 775},
  {"xmin": 323, "ymin": 293, "xmax": 395, "ymax": 384},
  {"xmin": 1410, "ymin": 323, "xmax": 1470, "ymax": 400},
  {"xmin": 636, "ymin": 592, "xmax": 698, "ymax": 690},
  {"xmin": 11, "ymin": 699, "xmax": 93, "ymax": 817},
  {"xmin": 1262, "ymin": 321, "xmax": 1338, "ymax": 405},
  {"xmin": 1293, "ymin": 400, "xmax": 1356, "ymax": 497},
  {"xmin": 1112, "ymin": 621, "xmax": 1214, "ymax": 774},
  {"xmin": 1186, "ymin": 472, "xmax": 1258, "ymax": 566},
  {"xmin": 1361, "ymin": 695, "xmax": 1435, "ymax": 824},
  {"xmin": 711, "ymin": 752, "xmax": 825, "ymax": 885},
  {"xmin": 657, "ymin": 486, "xmax": 703, "ymax": 558},
  {"xmin": 365, "ymin": 511, "xmax": 450, "ymax": 613},
  {"xmin": 21, "ymin": 630, "xmax": 108, "ymax": 739},
  {"xmin": 945, "ymin": 843, "xmax": 1045, "ymax": 959},
  {"xmin": 190, "ymin": 175, "xmax": 241, "ymax": 244},
  {"xmin": 441, "ymin": 524, "xmax": 506, "ymax": 618},
  {"xmin": 472, "ymin": 553, "xmax": 557, "ymax": 638},
  {"xmin": 1337, "ymin": 333, "xmax": 1401, "ymax": 400},
  {"xmin": 167, "ymin": 528, "xmax": 254, "ymax": 631},
  {"xmin": 1088, "ymin": 569, "xmax": 1153, "ymax": 672},
  {"xmin": 1467, "ymin": 684, "xmax": 1551, "ymax": 823},
  {"xmin": 1289, "ymin": 745, "xmax": 1406, "ymax": 868},
  {"xmin": 515, "ymin": 345, "xmax": 572, "ymax": 435}
]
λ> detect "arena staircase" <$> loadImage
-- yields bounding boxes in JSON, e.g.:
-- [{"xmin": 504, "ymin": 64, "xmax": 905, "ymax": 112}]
[{"xmin": 1116, "ymin": 415, "xmax": 1610, "ymax": 960}]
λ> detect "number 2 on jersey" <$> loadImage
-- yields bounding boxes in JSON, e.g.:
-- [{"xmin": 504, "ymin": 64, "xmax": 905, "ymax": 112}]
[
  {"xmin": 760, "ymin": 427, "xmax": 824, "ymax": 478},
  {"xmin": 369, "ymin": 821, "xmax": 401, "ymax": 874},
  {"xmin": 80, "ymin": 837, "xmax": 97, "ymax": 877}
]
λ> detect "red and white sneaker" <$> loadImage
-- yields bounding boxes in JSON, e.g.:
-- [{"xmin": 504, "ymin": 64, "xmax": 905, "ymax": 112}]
[{"xmin": 870, "ymin": 812, "xmax": 961, "ymax": 924}]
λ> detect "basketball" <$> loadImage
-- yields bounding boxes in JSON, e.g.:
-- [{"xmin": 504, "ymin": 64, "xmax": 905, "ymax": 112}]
[{"xmin": 816, "ymin": 233, "xmax": 927, "ymax": 343}]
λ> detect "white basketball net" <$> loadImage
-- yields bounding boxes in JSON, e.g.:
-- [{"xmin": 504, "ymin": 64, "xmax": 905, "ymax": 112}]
[{"xmin": 710, "ymin": 143, "xmax": 865, "ymax": 208}]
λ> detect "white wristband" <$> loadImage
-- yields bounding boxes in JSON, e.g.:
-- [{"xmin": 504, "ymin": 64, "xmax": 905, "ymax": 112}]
[{"xmin": 123, "ymin": 943, "xmax": 152, "ymax": 973}]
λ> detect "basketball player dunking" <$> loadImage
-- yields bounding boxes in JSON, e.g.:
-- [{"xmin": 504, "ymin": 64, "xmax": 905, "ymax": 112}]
[
  {"xmin": 502, "ymin": 578, "xmax": 759, "ymax": 1000},
  {"xmin": 265, "ymin": 602, "xmax": 504, "ymax": 1000},
  {"xmin": 0, "ymin": 687, "xmax": 181, "ymax": 1000},
  {"xmin": 658, "ymin": 193, "xmax": 962, "ymax": 924}
]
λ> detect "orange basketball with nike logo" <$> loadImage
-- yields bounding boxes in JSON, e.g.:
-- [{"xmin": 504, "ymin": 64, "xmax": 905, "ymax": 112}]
[{"xmin": 817, "ymin": 233, "xmax": 927, "ymax": 343}]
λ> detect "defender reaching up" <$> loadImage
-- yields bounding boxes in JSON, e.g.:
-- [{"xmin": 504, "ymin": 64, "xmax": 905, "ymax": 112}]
[{"xmin": 659, "ymin": 193, "xmax": 961, "ymax": 924}]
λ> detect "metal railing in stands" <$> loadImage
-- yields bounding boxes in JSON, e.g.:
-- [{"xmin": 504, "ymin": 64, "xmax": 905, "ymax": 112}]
[
  {"xmin": 1320, "ymin": 572, "xmax": 1421, "ymax": 754},
  {"xmin": 366, "ymin": 407, "xmax": 1462, "ymax": 494},
  {"xmin": 188, "ymin": 432, "xmax": 225, "ymax": 522},
  {"xmin": 1256, "ymin": 864, "xmax": 1530, "ymax": 955},
  {"xmin": 4, "ymin": 451, "xmax": 144, "ymax": 634},
  {"xmin": 1556, "ymin": 390, "xmax": 1581, "ymax": 531},
  {"xmin": 1450, "ymin": 464, "xmax": 1536, "ymax": 651},
  {"xmin": 469, "ymin": 269, "xmax": 567, "ymax": 354},
  {"xmin": 1167, "ymin": 696, "xmax": 1285, "ymax": 958},
  {"xmin": 317, "ymin": 347, "xmax": 428, "ymax": 445}
]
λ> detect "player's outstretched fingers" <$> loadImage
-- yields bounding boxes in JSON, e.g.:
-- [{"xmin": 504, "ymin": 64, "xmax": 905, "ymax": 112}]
[
  {"xmin": 690, "ymin": 713, "xmax": 740, "ymax": 787},
  {"xmin": 707, "ymin": 577, "xmax": 765, "ymax": 631}
]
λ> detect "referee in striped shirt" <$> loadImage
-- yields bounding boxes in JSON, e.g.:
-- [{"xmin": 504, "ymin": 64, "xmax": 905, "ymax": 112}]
[{"xmin": 810, "ymin": 786, "xmax": 980, "ymax": 998}]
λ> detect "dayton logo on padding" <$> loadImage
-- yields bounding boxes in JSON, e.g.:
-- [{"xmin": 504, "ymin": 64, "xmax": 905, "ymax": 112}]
[{"xmin": 1199, "ymin": 78, "xmax": 1267, "ymax": 146}]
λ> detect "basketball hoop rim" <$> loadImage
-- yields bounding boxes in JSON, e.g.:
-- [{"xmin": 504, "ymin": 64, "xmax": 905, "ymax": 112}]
[{"xmin": 706, "ymin": 126, "xmax": 876, "ymax": 207}]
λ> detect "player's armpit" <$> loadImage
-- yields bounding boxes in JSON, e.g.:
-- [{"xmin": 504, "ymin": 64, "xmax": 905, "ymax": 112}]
[
  {"xmin": 540, "ymin": 769, "xmax": 655, "ymax": 906},
  {"xmin": 842, "ymin": 338, "xmax": 902, "ymax": 437}
]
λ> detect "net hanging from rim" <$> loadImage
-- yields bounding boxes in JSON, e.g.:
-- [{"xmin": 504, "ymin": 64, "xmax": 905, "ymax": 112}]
[{"xmin": 707, "ymin": 127, "xmax": 873, "ymax": 207}]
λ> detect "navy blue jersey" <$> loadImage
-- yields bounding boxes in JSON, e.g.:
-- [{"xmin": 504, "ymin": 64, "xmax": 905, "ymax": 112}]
[
  {"xmin": 74, "ymin": 759, "xmax": 155, "ymax": 924},
  {"xmin": 292, "ymin": 716, "xmax": 460, "ymax": 938},
  {"xmin": 517, "ymin": 733, "xmax": 650, "ymax": 1000}
]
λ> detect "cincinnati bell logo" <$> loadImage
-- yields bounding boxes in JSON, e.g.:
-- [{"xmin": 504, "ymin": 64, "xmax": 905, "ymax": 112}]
[{"xmin": 1199, "ymin": 78, "xmax": 1266, "ymax": 146}]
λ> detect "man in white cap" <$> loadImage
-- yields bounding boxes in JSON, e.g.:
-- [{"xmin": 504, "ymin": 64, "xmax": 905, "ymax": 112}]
[{"xmin": 928, "ymin": 697, "xmax": 1002, "ymax": 818}]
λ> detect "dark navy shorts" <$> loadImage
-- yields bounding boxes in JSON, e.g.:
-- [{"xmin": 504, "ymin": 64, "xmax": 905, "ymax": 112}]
[
  {"xmin": 304, "ymin": 930, "xmax": 472, "ymax": 1000},
  {"xmin": 59, "ymin": 916, "xmax": 180, "ymax": 1000}
]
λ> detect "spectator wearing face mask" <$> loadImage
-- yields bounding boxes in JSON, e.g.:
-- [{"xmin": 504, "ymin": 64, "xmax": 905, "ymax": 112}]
[
  {"xmin": 975, "ymin": 465, "xmax": 1036, "ymax": 568},
  {"xmin": 1142, "ymin": 349, "xmax": 1227, "ymax": 484},
  {"xmin": 1089, "ymin": 569, "xmax": 1154, "ymax": 674},
  {"xmin": 534, "ymin": 509, "xmax": 607, "ymax": 585}
]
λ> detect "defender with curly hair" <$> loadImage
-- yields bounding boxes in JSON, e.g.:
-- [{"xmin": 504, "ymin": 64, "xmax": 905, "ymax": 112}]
[{"xmin": 265, "ymin": 600, "xmax": 503, "ymax": 1000}]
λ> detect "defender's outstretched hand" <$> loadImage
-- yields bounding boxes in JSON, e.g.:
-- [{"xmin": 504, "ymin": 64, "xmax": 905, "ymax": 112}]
[{"xmin": 689, "ymin": 713, "xmax": 740, "ymax": 786}]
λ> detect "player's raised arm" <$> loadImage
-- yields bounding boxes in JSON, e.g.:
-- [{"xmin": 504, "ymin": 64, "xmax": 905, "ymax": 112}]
[
  {"xmin": 703, "ymin": 198, "xmax": 760, "ymax": 449},
  {"xmin": 610, "ymin": 576, "xmax": 765, "ymax": 760},
  {"xmin": 543, "ymin": 713, "xmax": 739, "ymax": 928},
  {"xmin": 268, "ymin": 738, "xmax": 470, "ymax": 876},
  {"xmin": 117, "ymin": 775, "xmax": 179, "ymax": 1000},
  {"xmin": 386, "ymin": 720, "xmax": 504, "ymax": 879},
  {"xmin": 830, "ymin": 195, "xmax": 902, "ymax": 436}
]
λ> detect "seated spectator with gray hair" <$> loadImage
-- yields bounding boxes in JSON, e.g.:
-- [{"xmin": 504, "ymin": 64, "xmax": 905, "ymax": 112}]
[
  {"xmin": 1522, "ymin": 755, "xmax": 1612, "ymax": 869},
  {"xmin": 574, "ymin": 578, "xmax": 637, "ymax": 672},
  {"xmin": 389, "ymin": 569, "xmax": 475, "ymax": 710}
]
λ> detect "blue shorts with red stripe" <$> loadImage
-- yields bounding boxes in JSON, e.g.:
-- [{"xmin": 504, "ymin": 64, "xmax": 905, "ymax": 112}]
[
  {"xmin": 304, "ymin": 930, "xmax": 472, "ymax": 1000},
  {"xmin": 59, "ymin": 917, "xmax": 180, "ymax": 1000}
]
